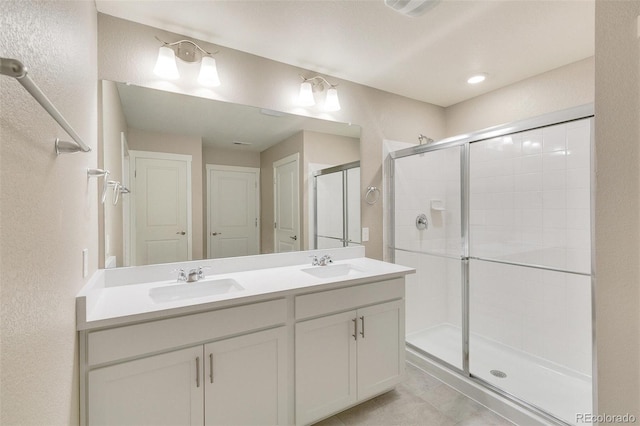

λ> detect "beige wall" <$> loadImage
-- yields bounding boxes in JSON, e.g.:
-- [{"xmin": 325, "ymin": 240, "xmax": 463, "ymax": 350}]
[
  {"xmin": 302, "ymin": 131, "xmax": 360, "ymax": 248},
  {"xmin": 260, "ymin": 132, "xmax": 304, "ymax": 253},
  {"xmin": 594, "ymin": 0, "xmax": 640, "ymax": 417},
  {"xmin": 127, "ymin": 128, "xmax": 204, "ymax": 260},
  {"xmin": 100, "ymin": 80, "xmax": 127, "ymax": 267},
  {"xmin": 98, "ymin": 13, "xmax": 446, "ymax": 259},
  {"xmin": 0, "ymin": 1, "xmax": 98, "ymax": 425},
  {"xmin": 445, "ymin": 57, "xmax": 595, "ymax": 137}
]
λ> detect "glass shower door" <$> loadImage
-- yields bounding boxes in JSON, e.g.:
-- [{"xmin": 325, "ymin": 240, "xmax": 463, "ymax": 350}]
[
  {"xmin": 467, "ymin": 119, "xmax": 593, "ymax": 424},
  {"xmin": 392, "ymin": 144, "xmax": 464, "ymax": 369}
]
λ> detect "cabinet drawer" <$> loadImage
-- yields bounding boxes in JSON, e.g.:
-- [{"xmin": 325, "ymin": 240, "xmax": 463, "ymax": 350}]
[
  {"xmin": 295, "ymin": 278, "xmax": 404, "ymax": 320},
  {"xmin": 87, "ymin": 298, "xmax": 287, "ymax": 366}
]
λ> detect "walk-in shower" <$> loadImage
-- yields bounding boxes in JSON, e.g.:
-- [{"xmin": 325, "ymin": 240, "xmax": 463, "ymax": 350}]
[{"xmin": 388, "ymin": 106, "xmax": 594, "ymax": 425}]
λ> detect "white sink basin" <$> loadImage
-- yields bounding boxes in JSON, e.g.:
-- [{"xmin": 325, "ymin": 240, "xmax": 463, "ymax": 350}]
[
  {"xmin": 149, "ymin": 278, "xmax": 244, "ymax": 303},
  {"xmin": 301, "ymin": 263, "xmax": 364, "ymax": 279}
]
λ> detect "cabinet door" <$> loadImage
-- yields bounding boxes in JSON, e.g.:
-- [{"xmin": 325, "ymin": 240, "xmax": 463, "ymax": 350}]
[
  {"xmin": 295, "ymin": 311, "xmax": 358, "ymax": 425},
  {"xmin": 88, "ymin": 346, "xmax": 204, "ymax": 426},
  {"xmin": 357, "ymin": 300, "xmax": 405, "ymax": 400},
  {"xmin": 204, "ymin": 327, "xmax": 288, "ymax": 425}
]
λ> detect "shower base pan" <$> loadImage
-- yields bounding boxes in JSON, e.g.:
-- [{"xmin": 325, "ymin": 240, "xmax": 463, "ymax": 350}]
[{"xmin": 407, "ymin": 324, "xmax": 592, "ymax": 425}]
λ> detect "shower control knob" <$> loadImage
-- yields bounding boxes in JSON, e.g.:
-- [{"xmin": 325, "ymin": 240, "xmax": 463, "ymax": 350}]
[{"xmin": 416, "ymin": 214, "xmax": 428, "ymax": 230}]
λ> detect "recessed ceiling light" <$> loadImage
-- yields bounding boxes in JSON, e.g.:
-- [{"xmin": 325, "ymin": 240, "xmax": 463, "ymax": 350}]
[{"xmin": 467, "ymin": 74, "xmax": 487, "ymax": 85}]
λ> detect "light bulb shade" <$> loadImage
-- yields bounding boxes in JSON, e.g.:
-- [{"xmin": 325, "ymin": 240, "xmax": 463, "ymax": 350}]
[
  {"xmin": 298, "ymin": 81, "xmax": 315, "ymax": 106},
  {"xmin": 324, "ymin": 87, "xmax": 341, "ymax": 111},
  {"xmin": 198, "ymin": 56, "xmax": 221, "ymax": 87},
  {"xmin": 154, "ymin": 46, "xmax": 180, "ymax": 79}
]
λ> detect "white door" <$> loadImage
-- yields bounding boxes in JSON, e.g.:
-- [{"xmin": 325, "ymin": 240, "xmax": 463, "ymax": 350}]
[
  {"xmin": 131, "ymin": 151, "xmax": 191, "ymax": 266},
  {"xmin": 295, "ymin": 311, "xmax": 357, "ymax": 425},
  {"xmin": 205, "ymin": 327, "xmax": 288, "ymax": 425},
  {"xmin": 356, "ymin": 300, "xmax": 404, "ymax": 400},
  {"xmin": 207, "ymin": 165, "xmax": 259, "ymax": 259},
  {"xmin": 88, "ymin": 346, "xmax": 204, "ymax": 426},
  {"xmin": 273, "ymin": 154, "xmax": 300, "ymax": 252}
]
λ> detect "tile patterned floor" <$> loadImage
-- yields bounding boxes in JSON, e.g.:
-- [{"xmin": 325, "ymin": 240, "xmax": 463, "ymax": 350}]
[{"xmin": 313, "ymin": 363, "xmax": 515, "ymax": 426}]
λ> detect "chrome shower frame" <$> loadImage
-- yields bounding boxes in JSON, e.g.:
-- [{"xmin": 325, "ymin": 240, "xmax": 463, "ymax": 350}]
[{"xmin": 388, "ymin": 103, "xmax": 596, "ymax": 426}]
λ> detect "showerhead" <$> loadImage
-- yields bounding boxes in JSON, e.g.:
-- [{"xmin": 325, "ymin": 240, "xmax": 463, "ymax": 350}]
[{"xmin": 418, "ymin": 134, "xmax": 434, "ymax": 145}]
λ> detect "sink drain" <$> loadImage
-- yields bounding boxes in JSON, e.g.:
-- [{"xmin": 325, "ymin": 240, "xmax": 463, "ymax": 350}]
[{"xmin": 490, "ymin": 369, "xmax": 507, "ymax": 378}]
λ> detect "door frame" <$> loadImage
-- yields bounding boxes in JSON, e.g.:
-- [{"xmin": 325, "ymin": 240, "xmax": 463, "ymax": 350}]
[
  {"xmin": 205, "ymin": 164, "xmax": 261, "ymax": 259},
  {"xmin": 129, "ymin": 150, "xmax": 193, "ymax": 266},
  {"xmin": 273, "ymin": 153, "xmax": 300, "ymax": 253}
]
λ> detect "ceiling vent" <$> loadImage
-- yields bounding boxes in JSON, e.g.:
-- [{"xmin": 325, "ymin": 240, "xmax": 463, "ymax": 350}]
[{"xmin": 384, "ymin": 0, "xmax": 440, "ymax": 17}]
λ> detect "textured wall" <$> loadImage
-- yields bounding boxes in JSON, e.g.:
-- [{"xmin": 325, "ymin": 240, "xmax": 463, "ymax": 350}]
[
  {"xmin": 97, "ymin": 13, "xmax": 446, "ymax": 259},
  {"xmin": 445, "ymin": 57, "xmax": 594, "ymax": 137},
  {"xmin": 594, "ymin": 0, "xmax": 640, "ymax": 417},
  {"xmin": 0, "ymin": 1, "xmax": 98, "ymax": 425}
]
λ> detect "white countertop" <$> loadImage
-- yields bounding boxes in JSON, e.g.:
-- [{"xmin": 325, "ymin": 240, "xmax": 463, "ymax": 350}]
[{"xmin": 77, "ymin": 248, "xmax": 414, "ymax": 331}]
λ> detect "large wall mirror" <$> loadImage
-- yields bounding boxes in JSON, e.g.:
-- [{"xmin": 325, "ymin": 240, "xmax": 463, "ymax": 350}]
[{"xmin": 101, "ymin": 80, "xmax": 361, "ymax": 268}]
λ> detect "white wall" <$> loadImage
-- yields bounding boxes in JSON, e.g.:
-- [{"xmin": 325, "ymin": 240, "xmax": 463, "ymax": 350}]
[
  {"xmin": 0, "ymin": 1, "xmax": 98, "ymax": 424},
  {"xmin": 594, "ymin": 0, "xmax": 640, "ymax": 416}
]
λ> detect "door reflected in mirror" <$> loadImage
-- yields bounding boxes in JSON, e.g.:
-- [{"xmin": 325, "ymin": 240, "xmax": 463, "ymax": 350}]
[{"xmin": 101, "ymin": 80, "xmax": 361, "ymax": 267}]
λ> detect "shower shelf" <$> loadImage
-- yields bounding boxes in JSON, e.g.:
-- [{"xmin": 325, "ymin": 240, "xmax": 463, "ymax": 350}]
[
  {"xmin": 0, "ymin": 57, "xmax": 92, "ymax": 155},
  {"xmin": 430, "ymin": 200, "xmax": 445, "ymax": 211}
]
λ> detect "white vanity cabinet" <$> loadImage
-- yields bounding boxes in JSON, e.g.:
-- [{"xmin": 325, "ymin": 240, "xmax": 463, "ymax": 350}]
[
  {"xmin": 294, "ymin": 279, "xmax": 405, "ymax": 425},
  {"xmin": 82, "ymin": 299, "xmax": 289, "ymax": 426},
  {"xmin": 88, "ymin": 346, "xmax": 204, "ymax": 425}
]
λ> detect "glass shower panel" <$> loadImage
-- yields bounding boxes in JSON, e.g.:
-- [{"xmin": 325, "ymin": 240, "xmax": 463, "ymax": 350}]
[
  {"xmin": 468, "ymin": 118, "xmax": 593, "ymax": 425},
  {"xmin": 469, "ymin": 260, "xmax": 592, "ymax": 424},
  {"xmin": 393, "ymin": 145, "xmax": 463, "ymax": 369},
  {"xmin": 315, "ymin": 171, "xmax": 344, "ymax": 249},
  {"xmin": 468, "ymin": 119, "xmax": 592, "ymax": 274}
]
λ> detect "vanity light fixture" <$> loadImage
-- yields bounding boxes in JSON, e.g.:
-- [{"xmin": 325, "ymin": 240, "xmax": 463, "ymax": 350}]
[
  {"xmin": 298, "ymin": 75, "xmax": 341, "ymax": 111},
  {"xmin": 153, "ymin": 36, "xmax": 220, "ymax": 87}
]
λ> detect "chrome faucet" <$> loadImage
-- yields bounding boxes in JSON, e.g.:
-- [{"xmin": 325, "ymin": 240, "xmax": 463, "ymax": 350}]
[
  {"xmin": 310, "ymin": 254, "xmax": 333, "ymax": 266},
  {"xmin": 175, "ymin": 268, "xmax": 188, "ymax": 282},
  {"xmin": 187, "ymin": 267, "xmax": 207, "ymax": 283},
  {"xmin": 319, "ymin": 255, "xmax": 333, "ymax": 266},
  {"xmin": 174, "ymin": 266, "xmax": 208, "ymax": 283}
]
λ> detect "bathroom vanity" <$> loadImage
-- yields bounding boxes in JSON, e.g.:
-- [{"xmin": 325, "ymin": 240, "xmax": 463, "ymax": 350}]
[{"xmin": 76, "ymin": 247, "xmax": 413, "ymax": 425}]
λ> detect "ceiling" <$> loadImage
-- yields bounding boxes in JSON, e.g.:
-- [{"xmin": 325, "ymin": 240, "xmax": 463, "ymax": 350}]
[
  {"xmin": 115, "ymin": 82, "xmax": 360, "ymax": 151},
  {"xmin": 95, "ymin": 0, "xmax": 594, "ymax": 108}
]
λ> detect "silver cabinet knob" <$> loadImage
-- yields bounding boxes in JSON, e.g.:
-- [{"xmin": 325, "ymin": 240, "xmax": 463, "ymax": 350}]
[{"xmin": 176, "ymin": 231, "xmax": 186, "ymax": 235}]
